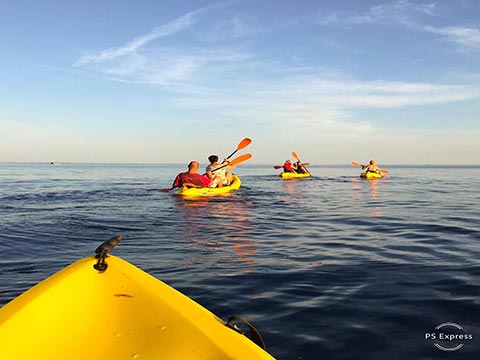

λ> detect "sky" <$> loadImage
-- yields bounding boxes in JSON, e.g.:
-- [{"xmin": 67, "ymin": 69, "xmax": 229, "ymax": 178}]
[{"xmin": 1, "ymin": 0, "xmax": 479, "ymax": 164}]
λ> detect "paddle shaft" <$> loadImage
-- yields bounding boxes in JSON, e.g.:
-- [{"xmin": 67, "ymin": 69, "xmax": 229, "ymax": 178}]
[
  {"xmin": 212, "ymin": 153, "xmax": 252, "ymax": 173},
  {"xmin": 226, "ymin": 138, "xmax": 252, "ymax": 160},
  {"xmin": 291, "ymin": 152, "xmax": 310, "ymax": 173},
  {"xmin": 352, "ymin": 161, "xmax": 389, "ymax": 174}
]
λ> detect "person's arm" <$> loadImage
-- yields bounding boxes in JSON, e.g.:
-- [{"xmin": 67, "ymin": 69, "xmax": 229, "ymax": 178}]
[
  {"xmin": 220, "ymin": 159, "xmax": 236, "ymax": 170},
  {"xmin": 172, "ymin": 174, "xmax": 181, "ymax": 187},
  {"xmin": 206, "ymin": 168, "xmax": 214, "ymax": 179}
]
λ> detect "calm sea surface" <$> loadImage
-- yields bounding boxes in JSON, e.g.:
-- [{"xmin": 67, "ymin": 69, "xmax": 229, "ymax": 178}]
[{"xmin": 1, "ymin": 163, "xmax": 479, "ymax": 359}]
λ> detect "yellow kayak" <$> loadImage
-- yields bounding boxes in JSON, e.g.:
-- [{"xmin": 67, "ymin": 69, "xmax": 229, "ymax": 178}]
[
  {"xmin": 176, "ymin": 174, "xmax": 241, "ymax": 196},
  {"xmin": 360, "ymin": 172, "xmax": 383, "ymax": 179},
  {"xmin": 280, "ymin": 172, "xmax": 311, "ymax": 179},
  {"xmin": 0, "ymin": 238, "xmax": 274, "ymax": 360}
]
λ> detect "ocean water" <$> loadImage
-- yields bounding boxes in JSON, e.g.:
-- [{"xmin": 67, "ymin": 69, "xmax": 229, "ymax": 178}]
[{"xmin": 0, "ymin": 163, "xmax": 479, "ymax": 359}]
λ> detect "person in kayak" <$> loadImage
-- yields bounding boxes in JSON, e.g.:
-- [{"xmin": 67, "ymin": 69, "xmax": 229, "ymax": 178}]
[
  {"xmin": 173, "ymin": 161, "xmax": 211, "ymax": 188},
  {"xmin": 283, "ymin": 160, "xmax": 297, "ymax": 173},
  {"xmin": 294, "ymin": 160, "xmax": 309, "ymax": 174},
  {"xmin": 363, "ymin": 160, "xmax": 381, "ymax": 174},
  {"xmin": 206, "ymin": 155, "xmax": 236, "ymax": 188}
]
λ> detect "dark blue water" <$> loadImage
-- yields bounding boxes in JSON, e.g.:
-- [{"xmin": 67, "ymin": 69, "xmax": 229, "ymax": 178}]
[{"xmin": 1, "ymin": 163, "xmax": 479, "ymax": 359}]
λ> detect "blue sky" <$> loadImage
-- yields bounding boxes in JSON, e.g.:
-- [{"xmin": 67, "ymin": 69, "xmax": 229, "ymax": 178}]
[{"xmin": 1, "ymin": 0, "xmax": 479, "ymax": 163}]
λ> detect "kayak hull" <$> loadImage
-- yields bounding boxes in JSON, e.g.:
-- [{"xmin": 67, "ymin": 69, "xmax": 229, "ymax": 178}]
[
  {"xmin": 280, "ymin": 172, "xmax": 311, "ymax": 179},
  {"xmin": 176, "ymin": 174, "xmax": 241, "ymax": 196},
  {"xmin": 360, "ymin": 172, "xmax": 383, "ymax": 179},
  {"xmin": 0, "ymin": 255, "xmax": 274, "ymax": 360}
]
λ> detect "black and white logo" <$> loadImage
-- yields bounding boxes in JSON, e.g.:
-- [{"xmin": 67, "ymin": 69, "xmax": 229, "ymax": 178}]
[{"xmin": 425, "ymin": 322, "xmax": 473, "ymax": 351}]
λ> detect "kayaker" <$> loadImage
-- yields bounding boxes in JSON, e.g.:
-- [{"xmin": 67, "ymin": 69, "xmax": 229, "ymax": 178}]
[
  {"xmin": 294, "ymin": 160, "xmax": 309, "ymax": 174},
  {"xmin": 283, "ymin": 160, "xmax": 297, "ymax": 173},
  {"xmin": 173, "ymin": 161, "xmax": 211, "ymax": 188},
  {"xmin": 206, "ymin": 155, "xmax": 235, "ymax": 188},
  {"xmin": 363, "ymin": 160, "xmax": 381, "ymax": 174}
]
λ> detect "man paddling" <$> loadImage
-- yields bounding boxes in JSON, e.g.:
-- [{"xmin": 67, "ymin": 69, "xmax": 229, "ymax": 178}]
[
  {"xmin": 282, "ymin": 160, "xmax": 297, "ymax": 173},
  {"xmin": 363, "ymin": 160, "xmax": 381, "ymax": 174},
  {"xmin": 173, "ymin": 161, "xmax": 211, "ymax": 188}
]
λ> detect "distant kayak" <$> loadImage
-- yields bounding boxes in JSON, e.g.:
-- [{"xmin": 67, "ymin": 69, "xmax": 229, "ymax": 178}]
[
  {"xmin": 176, "ymin": 174, "xmax": 241, "ymax": 196},
  {"xmin": 360, "ymin": 172, "xmax": 383, "ymax": 179},
  {"xmin": 280, "ymin": 172, "xmax": 311, "ymax": 179},
  {"xmin": 0, "ymin": 247, "xmax": 274, "ymax": 359}
]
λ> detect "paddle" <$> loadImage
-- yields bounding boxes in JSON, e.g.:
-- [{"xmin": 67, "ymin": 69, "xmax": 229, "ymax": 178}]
[
  {"xmin": 226, "ymin": 138, "xmax": 252, "ymax": 161},
  {"xmin": 291, "ymin": 152, "xmax": 310, "ymax": 173},
  {"xmin": 160, "ymin": 154, "xmax": 253, "ymax": 192},
  {"xmin": 351, "ymin": 161, "xmax": 389, "ymax": 174},
  {"xmin": 212, "ymin": 153, "xmax": 252, "ymax": 173},
  {"xmin": 274, "ymin": 163, "xmax": 309, "ymax": 170}
]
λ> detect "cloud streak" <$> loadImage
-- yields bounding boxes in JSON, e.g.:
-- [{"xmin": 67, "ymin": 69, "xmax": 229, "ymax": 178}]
[
  {"xmin": 317, "ymin": 0, "xmax": 480, "ymax": 50},
  {"xmin": 75, "ymin": 13, "xmax": 197, "ymax": 66},
  {"xmin": 317, "ymin": 0, "xmax": 438, "ymax": 26},
  {"xmin": 424, "ymin": 25, "xmax": 480, "ymax": 49},
  {"xmin": 74, "ymin": 1, "xmax": 239, "ymax": 66}
]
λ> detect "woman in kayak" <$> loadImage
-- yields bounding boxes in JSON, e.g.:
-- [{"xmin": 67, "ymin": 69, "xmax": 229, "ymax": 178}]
[
  {"xmin": 294, "ymin": 160, "xmax": 309, "ymax": 174},
  {"xmin": 363, "ymin": 160, "xmax": 381, "ymax": 174},
  {"xmin": 173, "ymin": 161, "xmax": 211, "ymax": 188},
  {"xmin": 206, "ymin": 155, "xmax": 235, "ymax": 188},
  {"xmin": 283, "ymin": 160, "xmax": 297, "ymax": 173}
]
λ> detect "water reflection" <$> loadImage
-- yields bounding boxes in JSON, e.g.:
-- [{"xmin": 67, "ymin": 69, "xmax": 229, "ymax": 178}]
[
  {"xmin": 173, "ymin": 195, "xmax": 258, "ymax": 275},
  {"xmin": 280, "ymin": 177, "xmax": 308, "ymax": 202},
  {"xmin": 350, "ymin": 177, "xmax": 384, "ymax": 216}
]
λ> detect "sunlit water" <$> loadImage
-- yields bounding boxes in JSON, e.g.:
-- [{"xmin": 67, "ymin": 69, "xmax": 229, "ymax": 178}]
[{"xmin": 1, "ymin": 163, "xmax": 479, "ymax": 359}]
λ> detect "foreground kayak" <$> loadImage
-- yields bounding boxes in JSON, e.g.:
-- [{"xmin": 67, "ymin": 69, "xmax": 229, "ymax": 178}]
[
  {"xmin": 360, "ymin": 171, "xmax": 383, "ymax": 179},
  {"xmin": 0, "ymin": 238, "xmax": 274, "ymax": 360},
  {"xmin": 280, "ymin": 172, "xmax": 311, "ymax": 179},
  {"xmin": 176, "ymin": 174, "xmax": 241, "ymax": 196}
]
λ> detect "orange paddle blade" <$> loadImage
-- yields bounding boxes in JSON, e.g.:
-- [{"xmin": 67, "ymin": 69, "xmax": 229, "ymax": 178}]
[
  {"xmin": 237, "ymin": 137, "xmax": 252, "ymax": 150},
  {"xmin": 273, "ymin": 165, "xmax": 283, "ymax": 169},
  {"xmin": 380, "ymin": 169, "xmax": 390, "ymax": 174},
  {"xmin": 351, "ymin": 162, "xmax": 361, "ymax": 167},
  {"xmin": 292, "ymin": 151, "xmax": 299, "ymax": 160},
  {"xmin": 230, "ymin": 153, "xmax": 252, "ymax": 165}
]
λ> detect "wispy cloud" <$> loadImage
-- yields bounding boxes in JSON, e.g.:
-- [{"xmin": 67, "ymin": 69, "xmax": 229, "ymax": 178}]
[
  {"xmin": 74, "ymin": 13, "xmax": 197, "ymax": 66},
  {"xmin": 169, "ymin": 71, "xmax": 480, "ymax": 134},
  {"xmin": 71, "ymin": 0, "xmax": 480, "ymax": 139},
  {"xmin": 74, "ymin": 1, "xmax": 239, "ymax": 67},
  {"xmin": 423, "ymin": 25, "xmax": 480, "ymax": 49},
  {"xmin": 317, "ymin": 0, "xmax": 480, "ymax": 50},
  {"xmin": 317, "ymin": 0, "xmax": 438, "ymax": 26}
]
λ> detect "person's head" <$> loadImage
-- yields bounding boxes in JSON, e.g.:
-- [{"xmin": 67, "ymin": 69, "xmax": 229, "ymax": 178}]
[
  {"xmin": 188, "ymin": 161, "xmax": 199, "ymax": 172},
  {"xmin": 208, "ymin": 155, "xmax": 219, "ymax": 164},
  {"xmin": 369, "ymin": 159, "xmax": 376, "ymax": 165},
  {"xmin": 285, "ymin": 160, "xmax": 291, "ymax": 163}
]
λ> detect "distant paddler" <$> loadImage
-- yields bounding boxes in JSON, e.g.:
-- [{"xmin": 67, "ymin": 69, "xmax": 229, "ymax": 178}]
[
  {"xmin": 363, "ymin": 160, "xmax": 381, "ymax": 174},
  {"xmin": 291, "ymin": 151, "xmax": 310, "ymax": 174},
  {"xmin": 282, "ymin": 160, "xmax": 297, "ymax": 173},
  {"xmin": 351, "ymin": 160, "xmax": 390, "ymax": 178}
]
